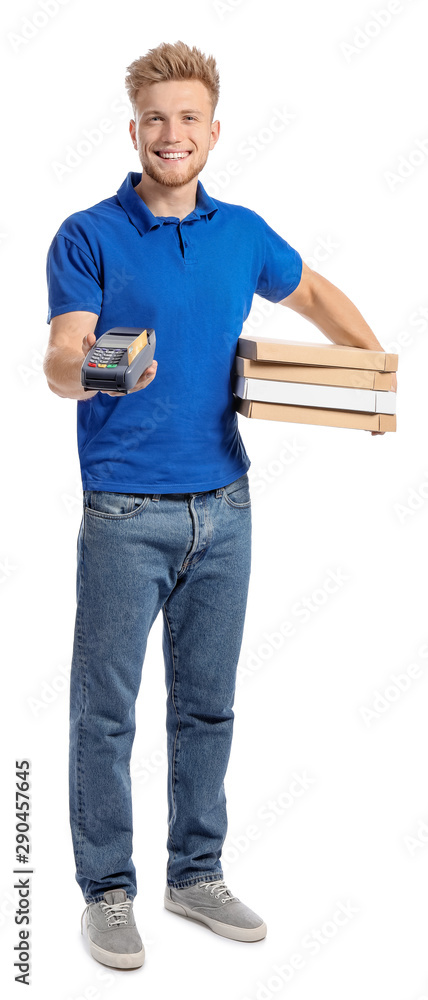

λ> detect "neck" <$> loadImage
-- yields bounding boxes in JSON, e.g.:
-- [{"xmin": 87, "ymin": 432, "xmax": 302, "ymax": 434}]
[{"xmin": 133, "ymin": 172, "xmax": 199, "ymax": 221}]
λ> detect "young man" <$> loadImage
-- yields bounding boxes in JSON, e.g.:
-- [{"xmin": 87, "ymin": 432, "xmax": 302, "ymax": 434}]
[{"xmin": 43, "ymin": 41, "xmax": 396, "ymax": 971}]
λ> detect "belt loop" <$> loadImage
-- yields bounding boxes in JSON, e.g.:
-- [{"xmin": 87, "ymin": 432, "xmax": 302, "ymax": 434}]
[
  {"xmin": 151, "ymin": 494, "xmax": 161, "ymax": 502},
  {"xmin": 215, "ymin": 487, "xmax": 223, "ymax": 498}
]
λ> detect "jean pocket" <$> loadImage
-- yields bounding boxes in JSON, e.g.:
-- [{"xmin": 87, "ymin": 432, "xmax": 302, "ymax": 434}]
[
  {"xmin": 83, "ymin": 490, "xmax": 151, "ymax": 519},
  {"xmin": 222, "ymin": 473, "xmax": 251, "ymax": 509}
]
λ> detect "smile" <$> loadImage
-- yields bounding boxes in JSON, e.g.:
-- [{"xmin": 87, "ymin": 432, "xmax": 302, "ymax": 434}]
[{"xmin": 155, "ymin": 151, "xmax": 191, "ymax": 159}]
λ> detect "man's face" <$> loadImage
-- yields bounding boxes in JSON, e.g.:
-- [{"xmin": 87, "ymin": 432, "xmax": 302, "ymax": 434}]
[{"xmin": 129, "ymin": 79, "xmax": 220, "ymax": 188}]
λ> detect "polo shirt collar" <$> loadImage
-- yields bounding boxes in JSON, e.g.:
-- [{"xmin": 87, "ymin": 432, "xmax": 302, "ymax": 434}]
[{"xmin": 116, "ymin": 171, "xmax": 218, "ymax": 236}]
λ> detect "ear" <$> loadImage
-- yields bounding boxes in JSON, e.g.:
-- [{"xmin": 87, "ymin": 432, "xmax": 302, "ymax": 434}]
[
  {"xmin": 129, "ymin": 119, "xmax": 137, "ymax": 149},
  {"xmin": 209, "ymin": 119, "xmax": 220, "ymax": 151}
]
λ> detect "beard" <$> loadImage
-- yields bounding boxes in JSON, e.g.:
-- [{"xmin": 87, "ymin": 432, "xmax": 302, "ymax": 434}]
[{"xmin": 139, "ymin": 146, "xmax": 210, "ymax": 188}]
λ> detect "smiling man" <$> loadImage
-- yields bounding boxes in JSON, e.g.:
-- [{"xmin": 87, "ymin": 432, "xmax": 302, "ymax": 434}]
[
  {"xmin": 43, "ymin": 40, "xmax": 396, "ymax": 972},
  {"xmin": 131, "ymin": 77, "xmax": 219, "ymax": 203}
]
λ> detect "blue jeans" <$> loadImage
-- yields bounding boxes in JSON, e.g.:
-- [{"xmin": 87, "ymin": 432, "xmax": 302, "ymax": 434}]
[{"xmin": 69, "ymin": 473, "xmax": 252, "ymax": 903}]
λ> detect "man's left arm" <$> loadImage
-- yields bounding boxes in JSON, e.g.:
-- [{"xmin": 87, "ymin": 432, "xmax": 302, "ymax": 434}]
[{"xmin": 280, "ymin": 263, "xmax": 397, "ymax": 434}]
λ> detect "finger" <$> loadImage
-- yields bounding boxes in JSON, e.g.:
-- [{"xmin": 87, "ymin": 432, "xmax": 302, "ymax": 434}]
[
  {"xmin": 104, "ymin": 359, "xmax": 157, "ymax": 395},
  {"xmin": 82, "ymin": 332, "xmax": 96, "ymax": 354},
  {"xmin": 130, "ymin": 364, "xmax": 158, "ymax": 391}
]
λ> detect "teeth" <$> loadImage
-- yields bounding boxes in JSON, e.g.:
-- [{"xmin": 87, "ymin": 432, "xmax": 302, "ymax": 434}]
[{"xmin": 158, "ymin": 152, "xmax": 189, "ymax": 159}]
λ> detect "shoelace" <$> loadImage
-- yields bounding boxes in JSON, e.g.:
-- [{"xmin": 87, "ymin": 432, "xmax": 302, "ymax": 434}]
[
  {"xmin": 197, "ymin": 879, "xmax": 239, "ymax": 902},
  {"xmin": 99, "ymin": 899, "xmax": 131, "ymax": 927},
  {"xmin": 80, "ymin": 898, "xmax": 131, "ymax": 934}
]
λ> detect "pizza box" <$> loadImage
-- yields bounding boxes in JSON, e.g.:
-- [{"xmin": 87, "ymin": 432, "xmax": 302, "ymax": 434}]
[
  {"xmin": 234, "ymin": 354, "xmax": 395, "ymax": 390},
  {"xmin": 234, "ymin": 396, "xmax": 396, "ymax": 432},
  {"xmin": 236, "ymin": 334, "xmax": 398, "ymax": 372},
  {"xmin": 233, "ymin": 374, "xmax": 396, "ymax": 414}
]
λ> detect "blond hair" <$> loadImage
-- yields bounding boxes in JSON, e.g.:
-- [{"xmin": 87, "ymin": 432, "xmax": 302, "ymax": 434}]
[{"xmin": 125, "ymin": 41, "xmax": 220, "ymax": 120}]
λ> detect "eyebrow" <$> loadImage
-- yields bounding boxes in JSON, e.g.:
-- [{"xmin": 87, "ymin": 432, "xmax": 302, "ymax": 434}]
[{"xmin": 141, "ymin": 108, "xmax": 205, "ymax": 116}]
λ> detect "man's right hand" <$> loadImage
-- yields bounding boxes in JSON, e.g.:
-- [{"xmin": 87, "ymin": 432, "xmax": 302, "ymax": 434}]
[{"xmin": 82, "ymin": 331, "xmax": 158, "ymax": 396}]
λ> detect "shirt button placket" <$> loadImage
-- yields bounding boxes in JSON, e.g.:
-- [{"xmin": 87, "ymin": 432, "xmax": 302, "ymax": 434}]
[
  {"xmin": 178, "ymin": 221, "xmax": 196, "ymax": 264},
  {"xmin": 178, "ymin": 223, "xmax": 187, "ymax": 260}
]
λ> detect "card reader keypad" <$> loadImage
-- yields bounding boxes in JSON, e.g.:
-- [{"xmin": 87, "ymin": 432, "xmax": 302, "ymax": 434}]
[{"xmin": 87, "ymin": 348, "xmax": 126, "ymax": 369}]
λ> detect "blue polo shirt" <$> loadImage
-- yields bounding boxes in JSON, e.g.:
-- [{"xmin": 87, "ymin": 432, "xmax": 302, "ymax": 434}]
[{"xmin": 46, "ymin": 171, "xmax": 302, "ymax": 493}]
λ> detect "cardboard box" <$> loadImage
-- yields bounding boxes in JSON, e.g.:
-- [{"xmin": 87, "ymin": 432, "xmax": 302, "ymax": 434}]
[
  {"xmin": 235, "ymin": 354, "xmax": 395, "ymax": 390},
  {"xmin": 234, "ymin": 374, "xmax": 396, "ymax": 414},
  {"xmin": 234, "ymin": 396, "xmax": 396, "ymax": 432},
  {"xmin": 237, "ymin": 334, "xmax": 399, "ymax": 372}
]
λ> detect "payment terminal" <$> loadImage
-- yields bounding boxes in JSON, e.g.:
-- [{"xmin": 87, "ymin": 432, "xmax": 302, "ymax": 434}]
[{"xmin": 81, "ymin": 327, "xmax": 156, "ymax": 393}]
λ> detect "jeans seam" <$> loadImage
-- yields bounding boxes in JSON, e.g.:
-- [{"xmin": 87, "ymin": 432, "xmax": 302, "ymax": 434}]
[
  {"xmin": 83, "ymin": 495, "xmax": 150, "ymax": 519},
  {"xmin": 223, "ymin": 496, "xmax": 251, "ymax": 509},
  {"xmin": 162, "ymin": 605, "xmax": 180, "ymax": 865},
  {"xmin": 73, "ymin": 568, "xmax": 89, "ymax": 873}
]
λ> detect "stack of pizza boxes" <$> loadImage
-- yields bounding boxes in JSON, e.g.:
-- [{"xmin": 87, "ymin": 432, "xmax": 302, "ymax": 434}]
[{"xmin": 233, "ymin": 334, "xmax": 398, "ymax": 432}]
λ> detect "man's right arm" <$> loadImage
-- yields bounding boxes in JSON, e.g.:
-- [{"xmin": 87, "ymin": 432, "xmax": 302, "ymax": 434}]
[
  {"xmin": 43, "ymin": 311, "xmax": 100, "ymax": 400},
  {"xmin": 43, "ymin": 311, "xmax": 157, "ymax": 400}
]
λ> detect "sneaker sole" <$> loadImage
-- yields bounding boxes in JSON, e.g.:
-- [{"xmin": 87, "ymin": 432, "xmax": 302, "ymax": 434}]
[
  {"xmin": 164, "ymin": 892, "xmax": 267, "ymax": 942},
  {"xmin": 85, "ymin": 936, "xmax": 145, "ymax": 969},
  {"xmin": 82, "ymin": 915, "xmax": 145, "ymax": 969}
]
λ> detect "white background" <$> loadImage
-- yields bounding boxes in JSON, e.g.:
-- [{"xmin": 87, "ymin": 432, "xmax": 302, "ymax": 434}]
[{"xmin": 2, "ymin": 0, "xmax": 428, "ymax": 997}]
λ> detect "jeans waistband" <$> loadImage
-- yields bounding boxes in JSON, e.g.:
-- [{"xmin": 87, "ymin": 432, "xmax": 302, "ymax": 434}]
[{"xmin": 150, "ymin": 488, "xmax": 224, "ymax": 502}]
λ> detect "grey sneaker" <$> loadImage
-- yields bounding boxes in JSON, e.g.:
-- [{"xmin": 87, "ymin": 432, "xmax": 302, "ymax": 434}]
[
  {"xmin": 164, "ymin": 878, "xmax": 267, "ymax": 942},
  {"xmin": 81, "ymin": 888, "xmax": 145, "ymax": 969}
]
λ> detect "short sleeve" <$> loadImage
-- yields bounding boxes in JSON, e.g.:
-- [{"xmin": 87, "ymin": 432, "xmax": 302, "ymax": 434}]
[
  {"xmin": 253, "ymin": 212, "xmax": 303, "ymax": 302},
  {"xmin": 46, "ymin": 232, "xmax": 103, "ymax": 323}
]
